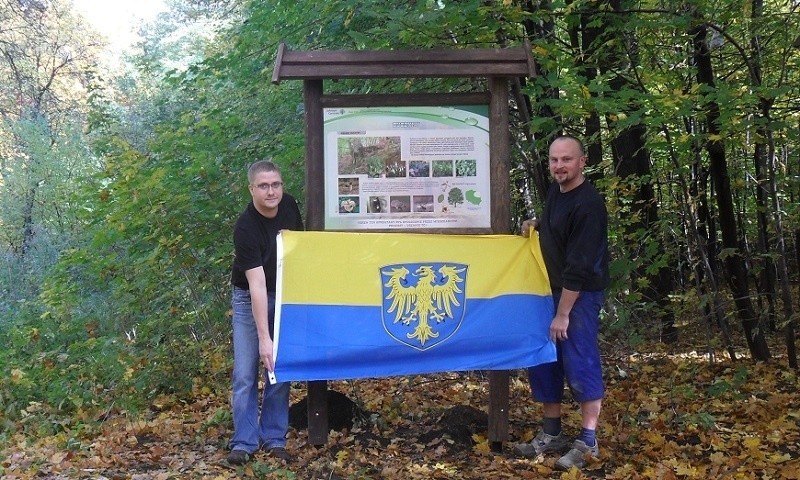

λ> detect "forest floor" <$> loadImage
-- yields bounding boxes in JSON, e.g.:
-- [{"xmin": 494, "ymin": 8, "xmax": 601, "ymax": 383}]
[{"xmin": 2, "ymin": 332, "xmax": 799, "ymax": 479}]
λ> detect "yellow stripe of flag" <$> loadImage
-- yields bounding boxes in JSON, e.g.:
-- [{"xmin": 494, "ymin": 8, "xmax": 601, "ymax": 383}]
[{"xmin": 277, "ymin": 231, "xmax": 550, "ymax": 305}]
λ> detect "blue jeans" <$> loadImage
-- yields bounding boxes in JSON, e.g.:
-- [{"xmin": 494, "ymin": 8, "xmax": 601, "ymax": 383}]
[
  {"xmin": 230, "ymin": 287, "xmax": 289, "ymax": 453},
  {"xmin": 528, "ymin": 290, "xmax": 605, "ymax": 403}
]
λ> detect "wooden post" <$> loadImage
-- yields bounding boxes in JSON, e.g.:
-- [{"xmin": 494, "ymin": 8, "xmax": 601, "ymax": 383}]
[
  {"xmin": 488, "ymin": 371, "xmax": 510, "ymax": 451},
  {"xmin": 304, "ymin": 79, "xmax": 329, "ymax": 446},
  {"xmin": 488, "ymin": 76, "xmax": 511, "ymax": 233},
  {"xmin": 304, "ymin": 79, "xmax": 325, "ymax": 231},
  {"xmin": 307, "ymin": 380, "xmax": 328, "ymax": 446},
  {"xmin": 487, "ymin": 76, "xmax": 512, "ymax": 450}
]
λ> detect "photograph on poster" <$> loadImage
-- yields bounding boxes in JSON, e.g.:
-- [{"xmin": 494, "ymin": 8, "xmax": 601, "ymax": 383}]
[
  {"xmin": 337, "ymin": 136, "xmax": 402, "ymax": 178},
  {"xmin": 367, "ymin": 196, "xmax": 388, "ymax": 214},
  {"xmin": 413, "ymin": 195, "xmax": 435, "ymax": 213},
  {"xmin": 409, "ymin": 161, "xmax": 430, "ymax": 178},
  {"xmin": 432, "ymin": 160, "xmax": 454, "ymax": 177},
  {"xmin": 338, "ymin": 196, "xmax": 360, "ymax": 214},
  {"xmin": 389, "ymin": 196, "xmax": 411, "ymax": 213},
  {"xmin": 338, "ymin": 177, "xmax": 360, "ymax": 195}
]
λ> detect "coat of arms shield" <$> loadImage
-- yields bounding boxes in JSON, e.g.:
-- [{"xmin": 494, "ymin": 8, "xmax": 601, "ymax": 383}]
[{"xmin": 380, "ymin": 262, "xmax": 468, "ymax": 351}]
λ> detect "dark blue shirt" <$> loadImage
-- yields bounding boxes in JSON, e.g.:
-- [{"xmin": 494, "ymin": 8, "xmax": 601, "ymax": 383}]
[{"xmin": 539, "ymin": 181, "xmax": 610, "ymax": 292}]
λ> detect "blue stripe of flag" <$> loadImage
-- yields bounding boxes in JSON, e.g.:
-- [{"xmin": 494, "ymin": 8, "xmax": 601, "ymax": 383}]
[{"xmin": 273, "ymin": 294, "xmax": 555, "ymax": 382}]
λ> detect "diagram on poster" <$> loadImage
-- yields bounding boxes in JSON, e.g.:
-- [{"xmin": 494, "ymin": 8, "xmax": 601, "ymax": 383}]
[{"xmin": 324, "ymin": 106, "xmax": 490, "ymax": 230}]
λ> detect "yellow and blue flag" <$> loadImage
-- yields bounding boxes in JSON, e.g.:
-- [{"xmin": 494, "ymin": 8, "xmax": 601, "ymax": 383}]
[{"xmin": 272, "ymin": 231, "xmax": 555, "ymax": 382}]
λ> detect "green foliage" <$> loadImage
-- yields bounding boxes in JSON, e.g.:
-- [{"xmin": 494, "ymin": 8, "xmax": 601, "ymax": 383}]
[
  {"xmin": 247, "ymin": 462, "xmax": 296, "ymax": 479},
  {"xmin": 706, "ymin": 367, "xmax": 749, "ymax": 398},
  {"xmin": 678, "ymin": 411, "xmax": 717, "ymax": 430},
  {"xmin": 3, "ymin": 0, "xmax": 800, "ymax": 439},
  {"xmin": 0, "ymin": 296, "xmax": 231, "ymax": 436},
  {"xmin": 2, "ymin": 0, "xmax": 241, "ymax": 431}
]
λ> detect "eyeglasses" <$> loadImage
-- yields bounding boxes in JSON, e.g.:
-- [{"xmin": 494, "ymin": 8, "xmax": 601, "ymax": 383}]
[{"xmin": 252, "ymin": 181, "xmax": 284, "ymax": 191}]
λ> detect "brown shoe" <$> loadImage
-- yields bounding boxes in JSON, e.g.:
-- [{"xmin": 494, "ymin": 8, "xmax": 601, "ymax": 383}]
[{"xmin": 267, "ymin": 446, "xmax": 294, "ymax": 463}]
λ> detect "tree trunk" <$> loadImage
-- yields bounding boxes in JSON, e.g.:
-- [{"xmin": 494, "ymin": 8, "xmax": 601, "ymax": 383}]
[
  {"xmin": 660, "ymin": 100, "xmax": 740, "ymax": 361},
  {"xmin": 791, "ymin": 226, "xmax": 799, "ymax": 369},
  {"xmin": 689, "ymin": 19, "xmax": 770, "ymax": 361},
  {"xmin": 749, "ymin": 0, "xmax": 796, "ymax": 368},
  {"xmin": 752, "ymin": 141, "xmax": 777, "ymax": 329},
  {"xmin": 572, "ymin": 0, "xmax": 679, "ymax": 341},
  {"xmin": 19, "ymin": 185, "xmax": 37, "ymax": 259},
  {"xmin": 748, "ymin": 0, "xmax": 778, "ymax": 331},
  {"xmin": 571, "ymin": 1, "xmax": 603, "ymax": 172},
  {"xmin": 521, "ymin": 0, "xmax": 560, "ymax": 201},
  {"xmin": 607, "ymin": 0, "xmax": 677, "ymax": 341}
]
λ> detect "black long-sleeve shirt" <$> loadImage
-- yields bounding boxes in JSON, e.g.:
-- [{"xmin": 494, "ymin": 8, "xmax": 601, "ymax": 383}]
[
  {"xmin": 539, "ymin": 181, "xmax": 610, "ymax": 292},
  {"xmin": 231, "ymin": 194, "xmax": 304, "ymax": 292}
]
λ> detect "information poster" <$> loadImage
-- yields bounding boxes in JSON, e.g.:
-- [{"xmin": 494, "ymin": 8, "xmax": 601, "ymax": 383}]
[{"xmin": 323, "ymin": 105, "xmax": 491, "ymax": 230}]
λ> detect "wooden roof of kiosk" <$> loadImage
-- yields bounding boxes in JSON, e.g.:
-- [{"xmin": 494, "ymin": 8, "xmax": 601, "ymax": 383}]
[
  {"xmin": 271, "ymin": 41, "xmax": 535, "ymax": 82},
  {"xmin": 270, "ymin": 41, "xmax": 535, "ymax": 449}
]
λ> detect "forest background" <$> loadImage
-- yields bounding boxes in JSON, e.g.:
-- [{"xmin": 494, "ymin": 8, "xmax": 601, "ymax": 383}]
[{"xmin": 1, "ymin": 0, "xmax": 799, "ymax": 478}]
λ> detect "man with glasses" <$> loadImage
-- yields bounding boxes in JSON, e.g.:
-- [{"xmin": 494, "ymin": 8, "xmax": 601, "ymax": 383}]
[{"xmin": 227, "ymin": 160, "xmax": 303, "ymax": 465}]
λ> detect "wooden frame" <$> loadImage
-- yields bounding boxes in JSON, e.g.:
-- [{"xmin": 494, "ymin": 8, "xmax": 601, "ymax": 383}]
[{"xmin": 321, "ymin": 93, "xmax": 493, "ymax": 234}]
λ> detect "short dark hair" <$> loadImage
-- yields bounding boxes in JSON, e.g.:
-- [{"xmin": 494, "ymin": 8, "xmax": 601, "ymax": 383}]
[
  {"xmin": 248, "ymin": 160, "xmax": 281, "ymax": 183},
  {"xmin": 551, "ymin": 135, "xmax": 585, "ymax": 155}
]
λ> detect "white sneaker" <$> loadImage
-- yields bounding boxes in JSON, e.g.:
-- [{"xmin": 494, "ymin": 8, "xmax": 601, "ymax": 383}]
[
  {"xmin": 555, "ymin": 439, "xmax": 599, "ymax": 469},
  {"xmin": 513, "ymin": 431, "xmax": 570, "ymax": 457}
]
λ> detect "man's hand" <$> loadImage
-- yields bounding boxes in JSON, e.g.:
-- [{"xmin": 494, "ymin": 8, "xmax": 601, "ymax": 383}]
[
  {"xmin": 259, "ymin": 337, "xmax": 275, "ymax": 372},
  {"xmin": 521, "ymin": 218, "xmax": 539, "ymax": 238},
  {"xmin": 550, "ymin": 312, "xmax": 570, "ymax": 342}
]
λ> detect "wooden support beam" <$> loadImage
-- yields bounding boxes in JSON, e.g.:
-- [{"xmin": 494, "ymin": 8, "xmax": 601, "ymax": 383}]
[
  {"xmin": 304, "ymin": 79, "xmax": 329, "ymax": 446},
  {"xmin": 488, "ymin": 76, "xmax": 512, "ymax": 449},
  {"xmin": 304, "ymin": 79, "xmax": 324, "ymax": 231},
  {"xmin": 488, "ymin": 370, "xmax": 510, "ymax": 450},
  {"xmin": 306, "ymin": 380, "xmax": 328, "ymax": 446}
]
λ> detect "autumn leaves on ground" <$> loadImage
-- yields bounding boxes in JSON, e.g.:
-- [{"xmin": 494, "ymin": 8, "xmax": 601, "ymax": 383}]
[{"xmin": 2, "ymin": 340, "xmax": 799, "ymax": 480}]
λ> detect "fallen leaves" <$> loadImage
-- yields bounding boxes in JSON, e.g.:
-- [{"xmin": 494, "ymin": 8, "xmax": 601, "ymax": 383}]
[{"xmin": 1, "ymin": 347, "xmax": 799, "ymax": 479}]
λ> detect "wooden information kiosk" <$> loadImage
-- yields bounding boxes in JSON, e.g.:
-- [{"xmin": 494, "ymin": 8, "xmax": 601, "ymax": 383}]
[{"xmin": 272, "ymin": 41, "xmax": 535, "ymax": 449}]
